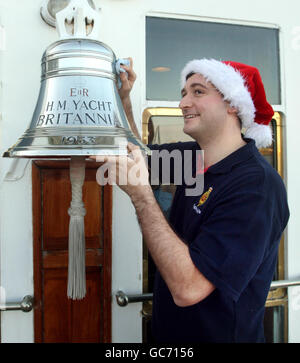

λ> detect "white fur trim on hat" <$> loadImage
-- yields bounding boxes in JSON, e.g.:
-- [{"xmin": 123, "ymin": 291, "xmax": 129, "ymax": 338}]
[
  {"xmin": 181, "ymin": 59, "xmax": 256, "ymax": 129},
  {"xmin": 244, "ymin": 123, "xmax": 273, "ymax": 149}
]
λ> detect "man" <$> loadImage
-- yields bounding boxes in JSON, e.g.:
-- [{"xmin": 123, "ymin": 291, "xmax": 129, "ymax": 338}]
[{"xmin": 95, "ymin": 58, "xmax": 289, "ymax": 342}]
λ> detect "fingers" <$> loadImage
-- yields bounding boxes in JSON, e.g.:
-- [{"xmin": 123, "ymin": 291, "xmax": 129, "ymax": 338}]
[
  {"xmin": 120, "ymin": 67, "xmax": 136, "ymax": 83},
  {"xmin": 120, "ymin": 57, "xmax": 133, "ymax": 70},
  {"xmin": 120, "ymin": 57, "xmax": 136, "ymax": 82},
  {"xmin": 88, "ymin": 155, "xmax": 110, "ymax": 162},
  {"xmin": 89, "ymin": 143, "xmax": 143, "ymax": 167},
  {"xmin": 119, "ymin": 70, "xmax": 130, "ymax": 87},
  {"xmin": 127, "ymin": 142, "xmax": 143, "ymax": 161},
  {"xmin": 91, "ymin": 146, "xmax": 149, "ymax": 191},
  {"xmin": 127, "ymin": 142, "xmax": 140, "ymax": 152}
]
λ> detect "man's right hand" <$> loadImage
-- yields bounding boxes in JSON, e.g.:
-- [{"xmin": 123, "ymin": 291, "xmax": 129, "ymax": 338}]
[
  {"xmin": 118, "ymin": 57, "xmax": 137, "ymax": 102},
  {"xmin": 117, "ymin": 57, "xmax": 141, "ymax": 140}
]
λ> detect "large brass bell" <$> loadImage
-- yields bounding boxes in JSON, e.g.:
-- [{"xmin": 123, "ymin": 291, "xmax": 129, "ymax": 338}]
[{"xmin": 3, "ymin": 37, "xmax": 148, "ymax": 158}]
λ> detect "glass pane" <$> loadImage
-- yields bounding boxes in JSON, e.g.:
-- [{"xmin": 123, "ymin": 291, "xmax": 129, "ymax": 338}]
[
  {"xmin": 149, "ymin": 115, "xmax": 192, "ymax": 144},
  {"xmin": 146, "ymin": 17, "xmax": 280, "ymax": 104},
  {"xmin": 264, "ymin": 304, "xmax": 286, "ymax": 343},
  {"xmin": 148, "ymin": 116, "xmax": 187, "ymax": 217}
]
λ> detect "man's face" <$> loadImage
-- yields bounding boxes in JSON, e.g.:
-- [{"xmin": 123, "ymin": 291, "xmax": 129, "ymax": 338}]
[{"xmin": 179, "ymin": 73, "xmax": 230, "ymax": 142}]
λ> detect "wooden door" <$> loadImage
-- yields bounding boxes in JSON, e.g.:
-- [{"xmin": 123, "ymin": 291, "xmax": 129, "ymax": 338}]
[{"xmin": 32, "ymin": 160, "xmax": 112, "ymax": 343}]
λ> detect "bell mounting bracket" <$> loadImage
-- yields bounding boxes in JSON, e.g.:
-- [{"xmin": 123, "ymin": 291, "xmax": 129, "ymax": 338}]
[{"xmin": 40, "ymin": 0, "xmax": 100, "ymax": 40}]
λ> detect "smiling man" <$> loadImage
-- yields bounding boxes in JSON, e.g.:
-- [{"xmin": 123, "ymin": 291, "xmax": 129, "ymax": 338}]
[
  {"xmin": 180, "ymin": 71, "xmax": 247, "ymax": 169},
  {"xmin": 96, "ymin": 58, "xmax": 289, "ymax": 343}
]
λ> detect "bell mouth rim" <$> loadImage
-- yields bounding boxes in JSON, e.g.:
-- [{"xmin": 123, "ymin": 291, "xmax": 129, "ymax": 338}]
[
  {"xmin": 3, "ymin": 125, "xmax": 151, "ymax": 158},
  {"xmin": 3, "ymin": 152, "xmax": 129, "ymax": 159},
  {"xmin": 3, "ymin": 146, "xmax": 151, "ymax": 158}
]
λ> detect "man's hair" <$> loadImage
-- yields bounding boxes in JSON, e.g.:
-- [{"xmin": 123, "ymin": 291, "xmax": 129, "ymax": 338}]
[{"xmin": 186, "ymin": 72, "xmax": 195, "ymax": 81}]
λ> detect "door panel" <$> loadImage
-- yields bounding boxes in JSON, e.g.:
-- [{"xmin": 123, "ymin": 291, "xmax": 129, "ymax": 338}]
[
  {"xmin": 42, "ymin": 168, "xmax": 102, "ymax": 250},
  {"xmin": 32, "ymin": 161, "xmax": 112, "ymax": 343},
  {"xmin": 43, "ymin": 268, "xmax": 102, "ymax": 343}
]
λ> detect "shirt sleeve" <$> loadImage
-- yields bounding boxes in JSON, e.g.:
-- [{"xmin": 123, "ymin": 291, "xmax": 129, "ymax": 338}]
[{"xmin": 188, "ymin": 171, "xmax": 272, "ymax": 302}]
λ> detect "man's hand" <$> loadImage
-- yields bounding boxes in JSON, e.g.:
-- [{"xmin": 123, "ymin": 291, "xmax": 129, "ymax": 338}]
[
  {"xmin": 90, "ymin": 142, "xmax": 153, "ymax": 205},
  {"xmin": 117, "ymin": 57, "xmax": 140, "ymax": 140},
  {"xmin": 118, "ymin": 57, "xmax": 137, "ymax": 102}
]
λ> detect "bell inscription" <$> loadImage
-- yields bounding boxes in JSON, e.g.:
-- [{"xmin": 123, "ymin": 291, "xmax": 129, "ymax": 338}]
[
  {"xmin": 61, "ymin": 136, "xmax": 97, "ymax": 145},
  {"xmin": 37, "ymin": 88, "xmax": 114, "ymax": 127}
]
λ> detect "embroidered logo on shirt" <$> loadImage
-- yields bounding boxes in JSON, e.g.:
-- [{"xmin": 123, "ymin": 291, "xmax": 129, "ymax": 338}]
[
  {"xmin": 197, "ymin": 187, "xmax": 213, "ymax": 206},
  {"xmin": 193, "ymin": 187, "xmax": 213, "ymax": 214}
]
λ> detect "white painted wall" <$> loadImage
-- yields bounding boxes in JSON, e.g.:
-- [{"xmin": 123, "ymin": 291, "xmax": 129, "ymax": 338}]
[
  {"xmin": 0, "ymin": 163, "xmax": 33, "ymax": 343},
  {"xmin": 111, "ymin": 187, "xmax": 143, "ymax": 343},
  {"xmin": 0, "ymin": 0, "xmax": 299, "ymax": 342},
  {"xmin": 0, "ymin": 0, "xmax": 52, "ymax": 343}
]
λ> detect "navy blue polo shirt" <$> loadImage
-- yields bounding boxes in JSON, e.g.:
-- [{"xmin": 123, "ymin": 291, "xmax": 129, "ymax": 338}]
[{"xmin": 149, "ymin": 139, "xmax": 289, "ymax": 343}]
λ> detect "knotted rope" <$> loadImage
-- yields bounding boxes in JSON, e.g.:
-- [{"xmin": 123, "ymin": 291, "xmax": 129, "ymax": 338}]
[{"xmin": 67, "ymin": 156, "xmax": 87, "ymax": 300}]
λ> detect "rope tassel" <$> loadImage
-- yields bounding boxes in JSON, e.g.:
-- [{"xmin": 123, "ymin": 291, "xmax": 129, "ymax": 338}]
[{"xmin": 67, "ymin": 156, "xmax": 87, "ymax": 300}]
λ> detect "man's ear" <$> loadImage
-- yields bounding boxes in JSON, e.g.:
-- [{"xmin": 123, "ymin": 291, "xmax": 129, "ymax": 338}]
[
  {"xmin": 227, "ymin": 105, "xmax": 238, "ymax": 115},
  {"xmin": 227, "ymin": 105, "xmax": 242, "ymax": 129}
]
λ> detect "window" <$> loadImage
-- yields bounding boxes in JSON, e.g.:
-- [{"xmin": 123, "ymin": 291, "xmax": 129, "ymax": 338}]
[{"xmin": 146, "ymin": 16, "xmax": 281, "ymax": 104}]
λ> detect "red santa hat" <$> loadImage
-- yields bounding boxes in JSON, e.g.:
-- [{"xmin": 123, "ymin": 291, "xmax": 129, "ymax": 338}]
[{"xmin": 180, "ymin": 59, "xmax": 274, "ymax": 148}]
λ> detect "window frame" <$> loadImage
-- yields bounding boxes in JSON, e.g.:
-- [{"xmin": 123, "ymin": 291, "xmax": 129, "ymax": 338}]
[{"xmin": 143, "ymin": 13, "xmax": 285, "ymax": 111}]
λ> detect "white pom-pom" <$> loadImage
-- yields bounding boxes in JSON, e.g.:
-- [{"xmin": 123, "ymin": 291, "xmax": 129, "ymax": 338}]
[{"xmin": 244, "ymin": 123, "xmax": 273, "ymax": 149}]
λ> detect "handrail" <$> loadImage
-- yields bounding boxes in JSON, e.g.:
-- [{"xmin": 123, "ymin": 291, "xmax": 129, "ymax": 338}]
[
  {"xmin": 270, "ymin": 279, "xmax": 300, "ymax": 290},
  {"xmin": 116, "ymin": 291, "xmax": 153, "ymax": 307},
  {"xmin": 116, "ymin": 280, "xmax": 300, "ymax": 307},
  {"xmin": 0, "ymin": 295, "xmax": 34, "ymax": 312}
]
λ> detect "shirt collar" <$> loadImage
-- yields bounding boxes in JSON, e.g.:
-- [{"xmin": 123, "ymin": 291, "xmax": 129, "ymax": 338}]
[{"xmin": 205, "ymin": 138, "xmax": 258, "ymax": 175}]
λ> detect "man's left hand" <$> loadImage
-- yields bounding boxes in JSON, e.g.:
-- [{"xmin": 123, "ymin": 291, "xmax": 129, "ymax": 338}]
[{"xmin": 90, "ymin": 142, "xmax": 153, "ymax": 203}]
